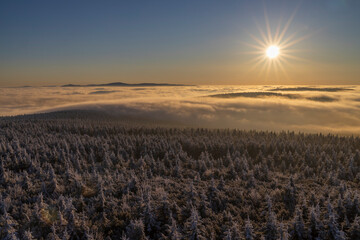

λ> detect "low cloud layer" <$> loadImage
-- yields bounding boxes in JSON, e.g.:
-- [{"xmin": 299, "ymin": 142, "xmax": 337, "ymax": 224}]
[
  {"xmin": 89, "ymin": 90, "xmax": 118, "ymax": 95},
  {"xmin": 209, "ymin": 92, "xmax": 300, "ymax": 99},
  {"xmin": 269, "ymin": 87, "xmax": 354, "ymax": 92},
  {"xmin": 306, "ymin": 95, "xmax": 338, "ymax": 102},
  {"xmin": 1, "ymin": 85, "xmax": 360, "ymax": 135}
]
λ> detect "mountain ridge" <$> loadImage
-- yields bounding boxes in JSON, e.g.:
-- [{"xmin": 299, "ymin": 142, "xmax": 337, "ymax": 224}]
[{"xmin": 61, "ymin": 82, "xmax": 192, "ymax": 87}]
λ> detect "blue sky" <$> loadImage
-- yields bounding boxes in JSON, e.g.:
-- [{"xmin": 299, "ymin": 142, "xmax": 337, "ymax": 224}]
[{"xmin": 1, "ymin": 0, "xmax": 360, "ymax": 86}]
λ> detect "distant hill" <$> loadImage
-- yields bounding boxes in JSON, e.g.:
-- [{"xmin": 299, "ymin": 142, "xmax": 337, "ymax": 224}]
[{"xmin": 61, "ymin": 82, "xmax": 192, "ymax": 87}]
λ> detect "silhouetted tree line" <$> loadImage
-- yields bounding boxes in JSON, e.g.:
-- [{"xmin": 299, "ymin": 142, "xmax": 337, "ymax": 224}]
[{"xmin": 0, "ymin": 111, "xmax": 359, "ymax": 239}]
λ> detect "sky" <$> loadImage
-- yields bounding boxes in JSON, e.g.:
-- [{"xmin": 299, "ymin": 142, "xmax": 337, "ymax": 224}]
[{"xmin": 1, "ymin": 0, "xmax": 360, "ymax": 86}]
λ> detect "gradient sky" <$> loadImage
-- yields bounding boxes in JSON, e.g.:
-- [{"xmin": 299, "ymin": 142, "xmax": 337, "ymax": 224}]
[{"xmin": 1, "ymin": 0, "xmax": 360, "ymax": 86}]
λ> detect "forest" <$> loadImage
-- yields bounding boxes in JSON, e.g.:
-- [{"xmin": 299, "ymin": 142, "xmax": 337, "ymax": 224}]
[{"xmin": 0, "ymin": 111, "xmax": 359, "ymax": 240}]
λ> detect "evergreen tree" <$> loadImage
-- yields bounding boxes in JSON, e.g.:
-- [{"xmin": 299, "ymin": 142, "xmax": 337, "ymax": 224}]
[
  {"xmin": 48, "ymin": 224, "xmax": 61, "ymax": 240},
  {"xmin": 349, "ymin": 215, "xmax": 360, "ymax": 240},
  {"xmin": 264, "ymin": 197, "xmax": 278, "ymax": 240},
  {"xmin": 244, "ymin": 216, "xmax": 254, "ymax": 240},
  {"xmin": 0, "ymin": 158, "xmax": 7, "ymax": 183},
  {"xmin": 1, "ymin": 212, "xmax": 19, "ymax": 240},
  {"xmin": 167, "ymin": 214, "xmax": 181, "ymax": 240},
  {"xmin": 184, "ymin": 207, "xmax": 206, "ymax": 240},
  {"xmin": 62, "ymin": 228, "xmax": 70, "ymax": 240},
  {"xmin": 126, "ymin": 219, "xmax": 147, "ymax": 240},
  {"xmin": 326, "ymin": 203, "xmax": 346, "ymax": 240},
  {"xmin": 283, "ymin": 177, "xmax": 297, "ymax": 214},
  {"xmin": 142, "ymin": 198, "xmax": 159, "ymax": 237},
  {"xmin": 22, "ymin": 230, "xmax": 35, "ymax": 240},
  {"xmin": 279, "ymin": 222, "xmax": 289, "ymax": 240},
  {"xmin": 308, "ymin": 206, "xmax": 322, "ymax": 240},
  {"xmin": 291, "ymin": 207, "xmax": 305, "ymax": 240},
  {"xmin": 230, "ymin": 222, "xmax": 241, "ymax": 240}
]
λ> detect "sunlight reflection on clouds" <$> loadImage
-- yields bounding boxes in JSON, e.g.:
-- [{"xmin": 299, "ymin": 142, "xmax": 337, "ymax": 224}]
[{"xmin": 1, "ymin": 85, "xmax": 359, "ymax": 135}]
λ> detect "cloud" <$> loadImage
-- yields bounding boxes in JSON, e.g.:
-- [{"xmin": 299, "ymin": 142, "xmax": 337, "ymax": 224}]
[
  {"xmin": 306, "ymin": 96, "xmax": 338, "ymax": 102},
  {"xmin": 1, "ymin": 85, "xmax": 360, "ymax": 135},
  {"xmin": 269, "ymin": 87, "xmax": 353, "ymax": 92},
  {"xmin": 209, "ymin": 92, "xmax": 300, "ymax": 99},
  {"xmin": 209, "ymin": 91, "xmax": 339, "ymax": 103},
  {"xmin": 89, "ymin": 90, "xmax": 118, "ymax": 95},
  {"xmin": 63, "ymin": 91, "xmax": 83, "ymax": 95}
]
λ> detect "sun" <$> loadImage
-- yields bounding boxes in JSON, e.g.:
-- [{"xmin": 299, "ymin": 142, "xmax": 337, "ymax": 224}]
[
  {"xmin": 244, "ymin": 7, "xmax": 310, "ymax": 81},
  {"xmin": 266, "ymin": 45, "xmax": 279, "ymax": 59}
]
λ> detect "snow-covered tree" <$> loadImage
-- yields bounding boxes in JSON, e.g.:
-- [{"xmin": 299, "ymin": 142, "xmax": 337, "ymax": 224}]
[
  {"xmin": 244, "ymin": 216, "xmax": 254, "ymax": 240},
  {"xmin": 126, "ymin": 219, "xmax": 146, "ymax": 240},
  {"xmin": 184, "ymin": 207, "xmax": 206, "ymax": 240}
]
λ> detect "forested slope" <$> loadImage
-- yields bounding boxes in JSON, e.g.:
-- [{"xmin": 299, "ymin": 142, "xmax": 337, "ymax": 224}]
[{"xmin": 0, "ymin": 111, "xmax": 359, "ymax": 239}]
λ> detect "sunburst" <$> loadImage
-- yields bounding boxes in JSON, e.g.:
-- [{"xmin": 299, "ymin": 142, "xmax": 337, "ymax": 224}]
[{"xmin": 245, "ymin": 7, "xmax": 310, "ymax": 81}]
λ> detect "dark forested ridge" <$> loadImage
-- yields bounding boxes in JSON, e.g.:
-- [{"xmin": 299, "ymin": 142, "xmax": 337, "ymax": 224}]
[{"xmin": 0, "ymin": 111, "xmax": 359, "ymax": 240}]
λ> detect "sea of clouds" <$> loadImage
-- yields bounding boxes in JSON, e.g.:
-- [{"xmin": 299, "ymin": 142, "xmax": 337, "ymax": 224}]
[{"xmin": 1, "ymin": 85, "xmax": 360, "ymax": 135}]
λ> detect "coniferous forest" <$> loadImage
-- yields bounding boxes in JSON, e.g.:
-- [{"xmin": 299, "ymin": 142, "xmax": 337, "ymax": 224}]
[{"xmin": 0, "ymin": 111, "xmax": 359, "ymax": 240}]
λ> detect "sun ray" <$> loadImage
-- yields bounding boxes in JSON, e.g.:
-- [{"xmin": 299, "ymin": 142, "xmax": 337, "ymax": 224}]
[
  {"xmin": 276, "ymin": 6, "xmax": 298, "ymax": 43},
  {"xmin": 281, "ymin": 53, "xmax": 308, "ymax": 62},
  {"xmin": 267, "ymin": 59, "xmax": 274, "ymax": 74},
  {"xmin": 276, "ymin": 58, "xmax": 291, "ymax": 81},
  {"xmin": 249, "ymin": 58, "xmax": 266, "ymax": 71},
  {"xmin": 281, "ymin": 49, "xmax": 307, "ymax": 54},
  {"xmin": 271, "ymin": 58, "xmax": 279, "ymax": 81},
  {"xmin": 249, "ymin": 33, "xmax": 268, "ymax": 49},
  {"xmin": 258, "ymin": 60, "xmax": 270, "ymax": 77},
  {"xmin": 280, "ymin": 31, "xmax": 298, "ymax": 46},
  {"xmin": 281, "ymin": 34, "xmax": 311, "ymax": 49},
  {"xmin": 273, "ymin": 17, "xmax": 283, "ymax": 44},
  {"xmin": 243, "ymin": 50, "xmax": 266, "ymax": 55},
  {"xmin": 264, "ymin": 8, "xmax": 273, "ymax": 44},
  {"xmin": 254, "ymin": 20, "xmax": 270, "ymax": 46},
  {"xmin": 242, "ymin": 41, "xmax": 266, "ymax": 51},
  {"xmin": 250, "ymin": 56, "xmax": 268, "ymax": 71}
]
